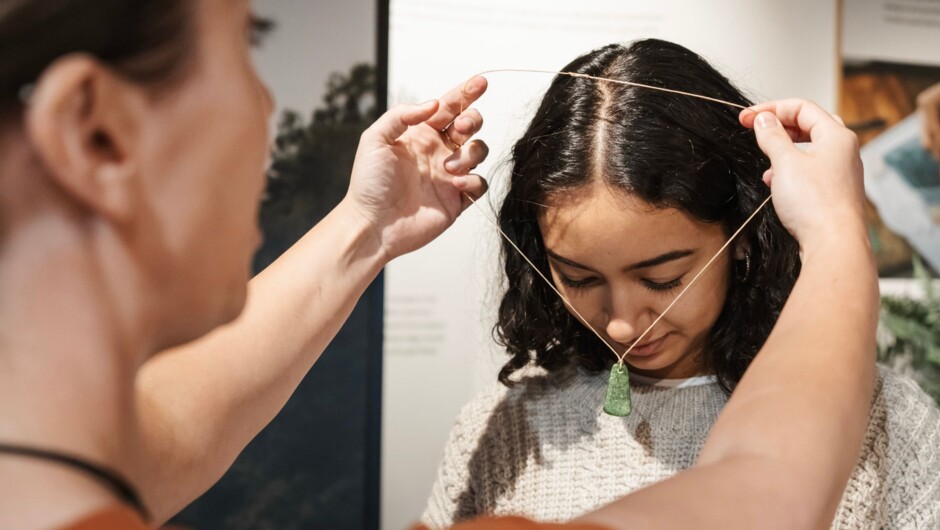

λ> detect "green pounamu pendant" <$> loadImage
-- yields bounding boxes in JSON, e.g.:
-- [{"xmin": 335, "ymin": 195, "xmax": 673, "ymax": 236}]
[{"xmin": 603, "ymin": 363, "xmax": 632, "ymax": 417}]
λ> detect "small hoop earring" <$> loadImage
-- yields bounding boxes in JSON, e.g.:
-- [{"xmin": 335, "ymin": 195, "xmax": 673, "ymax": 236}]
[{"xmin": 736, "ymin": 250, "xmax": 751, "ymax": 283}]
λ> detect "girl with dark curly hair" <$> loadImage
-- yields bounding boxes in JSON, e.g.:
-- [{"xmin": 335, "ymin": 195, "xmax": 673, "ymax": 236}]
[{"xmin": 423, "ymin": 39, "xmax": 940, "ymax": 529}]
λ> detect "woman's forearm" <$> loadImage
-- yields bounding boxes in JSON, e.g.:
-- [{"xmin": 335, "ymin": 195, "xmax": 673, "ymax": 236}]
[
  {"xmin": 578, "ymin": 230, "xmax": 879, "ymax": 529},
  {"xmin": 135, "ymin": 199, "xmax": 387, "ymax": 521},
  {"xmin": 701, "ymin": 232, "xmax": 879, "ymax": 487}
]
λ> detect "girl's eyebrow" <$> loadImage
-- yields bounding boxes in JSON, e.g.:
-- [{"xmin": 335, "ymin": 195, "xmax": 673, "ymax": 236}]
[
  {"xmin": 626, "ymin": 249, "xmax": 695, "ymax": 271},
  {"xmin": 545, "ymin": 248, "xmax": 696, "ymax": 272},
  {"xmin": 545, "ymin": 249, "xmax": 595, "ymax": 271}
]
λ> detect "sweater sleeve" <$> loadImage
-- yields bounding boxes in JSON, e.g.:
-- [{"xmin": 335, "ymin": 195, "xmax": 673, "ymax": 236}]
[
  {"xmin": 422, "ymin": 387, "xmax": 504, "ymax": 529},
  {"xmin": 882, "ymin": 369, "xmax": 940, "ymax": 529}
]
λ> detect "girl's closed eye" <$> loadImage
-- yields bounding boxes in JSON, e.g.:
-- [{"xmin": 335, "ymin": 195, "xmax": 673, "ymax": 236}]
[
  {"xmin": 642, "ymin": 276, "xmax": 683, "ymax": 293},
  {"xmin": 559, "ymin": 275, "xmax": 598, "ymax": 289}
]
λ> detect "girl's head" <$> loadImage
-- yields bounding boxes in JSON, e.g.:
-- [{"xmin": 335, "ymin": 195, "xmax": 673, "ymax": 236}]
[
  {"xmin": 496, "ymin": 39, "xmax": 799, "ymax": 391},
  {"xmin": 0, "ymin": 0, "xmax": 274, "ymax": 351}
]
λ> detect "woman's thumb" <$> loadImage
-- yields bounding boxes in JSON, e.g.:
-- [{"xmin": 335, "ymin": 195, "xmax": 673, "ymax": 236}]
[{"xmin": 752, "ymin": 111, "xmax": 797, "ymax": 162}]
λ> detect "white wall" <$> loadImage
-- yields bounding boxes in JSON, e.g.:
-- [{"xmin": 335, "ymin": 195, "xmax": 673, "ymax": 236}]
[
  {"xmin": 843, "ymin": 0, "xmax": 940, "ymax": 66},
  {"xmin": 382, "ymin": 2, "xmax": 839, "ymax": 529}
]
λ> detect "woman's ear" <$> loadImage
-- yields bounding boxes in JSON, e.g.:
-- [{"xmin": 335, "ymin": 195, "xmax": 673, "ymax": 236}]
[
  {"xmin": 24, "ymin": 53, "xmax": 145, "ymax": 223},
  {"xmin": 734, "ymin": 241, "xmax": 750, "ymax": 260}
]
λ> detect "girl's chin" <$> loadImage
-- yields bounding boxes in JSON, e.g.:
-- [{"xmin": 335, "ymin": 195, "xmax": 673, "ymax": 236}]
[{"xmin": 625, "ymin": 349, "xmax": 696, "ymax": 378}]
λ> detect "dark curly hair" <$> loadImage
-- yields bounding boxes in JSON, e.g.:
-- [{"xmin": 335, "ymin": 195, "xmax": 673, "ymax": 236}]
[{"xmin": 494, "ymin": 39, "xmax": 800, "ymax": 393}]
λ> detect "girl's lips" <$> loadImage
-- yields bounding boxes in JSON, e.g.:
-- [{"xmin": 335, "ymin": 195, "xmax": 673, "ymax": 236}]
[{"xmin": 627, "ymin": 333, "xmax": 670, "ymax": 357}]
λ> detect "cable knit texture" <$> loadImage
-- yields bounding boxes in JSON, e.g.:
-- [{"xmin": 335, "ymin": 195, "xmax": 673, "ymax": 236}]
[{"xmin": 422, "ymin": 365, "xmax": 940, "ymax": 529}]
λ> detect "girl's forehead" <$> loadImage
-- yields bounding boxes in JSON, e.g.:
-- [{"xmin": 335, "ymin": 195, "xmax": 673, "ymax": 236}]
[
  {"xmin": 538, "ymin": 184, "xmax": 724, "ymax": 255},
  {"xmin": 539, "ymin": 183, "xmax": 675, "ymax": 233},
  {"xmin": 542, "ymin": 182, "xmax": 652, "ymax": 214}
]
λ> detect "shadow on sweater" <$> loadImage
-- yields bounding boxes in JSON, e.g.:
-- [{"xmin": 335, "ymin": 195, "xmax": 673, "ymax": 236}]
[
  {"xmin": 453, "ymin": 380, "xmax": 542, "ymax": 522},
  {"xmin": 454, "ymin": 368, "xmax": 592, "ymax": 521}
]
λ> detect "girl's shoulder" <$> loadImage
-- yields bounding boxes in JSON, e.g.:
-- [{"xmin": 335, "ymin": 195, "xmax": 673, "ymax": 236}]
[
  {"xmin": 868, "ymin": 364, "xmax": 940, "ymax": 471},
  {"xmin": 873, "ymin": 364, "xmax": 940, "ymax": 430},
  {"xmin": 447, "ymin": 365, "xmax": 605, "ymax": 440},
  {"xmin": 866, "ymin": 364, "xmax": 940, "ymax": 462},
  {"xmin": 836, "ymin": 366, "xmax": 940, "ymax": 528}
]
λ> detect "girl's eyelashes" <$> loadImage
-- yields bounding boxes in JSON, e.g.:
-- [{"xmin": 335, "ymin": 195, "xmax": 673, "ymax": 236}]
[
  {"xmin": 559, "ymin": 274, "xmax": 685, "ymax": 292},
  {"xmin": 559, "ymin": 275, "xmax": 597, "ymax": 289},
  {"xmin": 248, "ymin": 14, "xmax": 275, "ymax": 47},
  {"xmin": 643, "ymin": 277, "xmax": 683, "ymax": 293}
]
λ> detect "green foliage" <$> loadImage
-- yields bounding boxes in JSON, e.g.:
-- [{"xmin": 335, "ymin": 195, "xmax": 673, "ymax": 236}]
[
  {"xmin": 254, "ymin": 63, "xmax": 377, "ymax": 271},
  {"xmin": 878, "ymin": 255, "xmax": 940, "ymax": 404}
]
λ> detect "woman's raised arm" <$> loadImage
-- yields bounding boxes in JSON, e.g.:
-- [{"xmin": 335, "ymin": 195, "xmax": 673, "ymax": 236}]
[
  {"xmin": 134, "ymin": 78, "xmax": 490, "ymax": 523},
  {"xmin": 574, "ymin": 101, "xmax": 878, "ymax": 530}
]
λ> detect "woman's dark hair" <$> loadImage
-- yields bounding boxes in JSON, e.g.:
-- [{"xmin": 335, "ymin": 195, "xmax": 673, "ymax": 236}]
[
  {"xmin": 495, "ymin": 39, "xmax": 800, "ymax": 393},
  {"xmin": 0, "ymin": 0, "xmax": 193, "ymax": 109}
]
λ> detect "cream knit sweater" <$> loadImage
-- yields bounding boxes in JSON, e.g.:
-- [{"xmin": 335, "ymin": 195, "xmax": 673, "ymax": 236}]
[{"xmin": 422, "ymin": 365, "xmax": 940, "ymax": 529}]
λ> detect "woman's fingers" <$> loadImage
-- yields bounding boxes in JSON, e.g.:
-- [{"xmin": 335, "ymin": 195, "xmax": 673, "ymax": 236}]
[
  {"xmin": 783, "ymin": 124, "xmax": 801, "ymax": 143},
  {"xmin": 750, "ymin": 112, "xmax": 800, "ymax": 162},
  {"xmin": 364, "ymin": 75, "xmax": 487, "ymax": 148},
  {"xmin": 443, "ymin": 108, "xmax": 483, "ymax": 147},
  {"xmin": 444, "ymin": 139, "xmax": 489, "ymax": 175},
  {"xmin": 426, "ymin": 76, "xmax": 488, "ymax": 132},
  {"xmin": 738, "ymin": 98, "xmax": 865, "ymax": 247},
  {"xmin": 762, "ymin": 168, "xmax": 774, "ymax": 187},
  {"xmin": 740, "ymin": 99, "xmax": 844, "ymax": 144},
  {"xmin": 453, "ymin": 174, "xmax": 489, "ymax": 211},
  {"xmin": 368, "ymin": 100, "xmax": 440, "ymax": 144}
]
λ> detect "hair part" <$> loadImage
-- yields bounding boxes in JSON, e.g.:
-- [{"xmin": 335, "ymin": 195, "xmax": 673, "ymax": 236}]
[{"xmin": 494, "ymin": 39, "xmax": 800, "ymax": 393}]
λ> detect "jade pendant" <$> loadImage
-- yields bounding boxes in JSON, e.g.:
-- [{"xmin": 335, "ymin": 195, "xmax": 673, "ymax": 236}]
[{"xmin": 603, "ymin": 363, "xmax": 632, "ymax": 417}]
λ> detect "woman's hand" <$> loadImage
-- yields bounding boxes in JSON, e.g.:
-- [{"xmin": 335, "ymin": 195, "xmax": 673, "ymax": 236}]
[
  {"xmin": 917, "ymin": 83, "xmax": 940, "ymax": 161},
  {"xmin": 343, "ymin": 76, "xmax": 490, "ymax": 263},
  {"xmin": 739, "ymin": 100, "xmax": 867, "ymax": 253}
]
